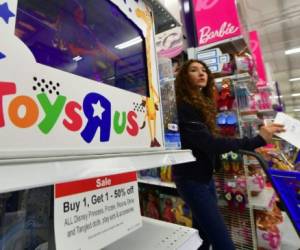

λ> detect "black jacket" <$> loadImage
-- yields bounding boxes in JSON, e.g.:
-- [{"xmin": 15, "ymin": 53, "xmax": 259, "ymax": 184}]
[{"xmin": 172, "ymin": 102, "xmax": 266, "ymax": 183}]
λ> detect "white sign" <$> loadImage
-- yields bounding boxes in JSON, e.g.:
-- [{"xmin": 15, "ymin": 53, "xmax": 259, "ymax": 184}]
[
  {"xmin": 195, "ymin": 48, "xmax": 229, "ymax": 73},
  {"xmin": 274, "ymin": 112, "xmax": 300, "ymax": 149},
  {"xmin": 0, "ymin": 0, "xmax": 163, "ymax": 159},
  {"xmin": 54, "ymin": 172, "xmax": 141, "ymax": 250}
]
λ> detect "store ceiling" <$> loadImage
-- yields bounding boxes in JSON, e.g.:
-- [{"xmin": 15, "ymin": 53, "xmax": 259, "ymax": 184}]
[{"xmin": 238, "ymin": 0, "xmax": 300, "ymax": 119}]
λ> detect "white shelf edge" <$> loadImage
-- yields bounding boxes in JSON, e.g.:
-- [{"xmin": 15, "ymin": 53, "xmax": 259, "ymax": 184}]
[
  {"xmin": 280, "ymin": 212, "xmax": 300, "ymax": 250},
  {"xmin": 138, "ymin": 177, "xmax": 176, "ymax": 188},
  {"xmin": 215, "ymin": 72, "xmax": 251, "ymax": 83},
  {"xmin": 257, "ymin": 109, "xmax": 275, "ymax": 114},
  {"xmin": 196, "ymin": 35, "xmax": 245, "ymax": 51},
  {"xmin": 249, "ymin": 188, "xmax": 275, "ymax": 211},
  {"xmin": 103, "ymin": 217, "xmax": 202, "ymax": 250},
  {"xmin": 0, "ymin": 150, "xmax": 194, "ymax": 193}
]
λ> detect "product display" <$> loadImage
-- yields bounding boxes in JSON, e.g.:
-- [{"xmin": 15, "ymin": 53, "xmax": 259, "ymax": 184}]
[
  {"xmin": 139, "ymin": 185, "xmax": 192, "ymax": 228},
  {"xmin": 158, "ymin": 57, "xmax": 181, "ymax": 149},
  {"xmin": 0, "ymin": 0, "xmax": 299, "ymax": 249},
  {"xmin": 216, "ymin": 78, "xmax": 235, "ymax": 111},
  {"xmin": 138, "ymin": 166, "xmax": 173, "ymax": 183},
  {"xmin": 0, "ymin": 187, "xmax": 52, "ymax": 250},
  {"xmin": 256, "ymin": 205, "xmax": 283, "ymax": 250},
  {"xmin": 160, "ymin": 166, "xmax": 173, "ymax": 183},
  {"xmin": 160, "ymin": 194, "xmax": 177, "ymax": 223}
]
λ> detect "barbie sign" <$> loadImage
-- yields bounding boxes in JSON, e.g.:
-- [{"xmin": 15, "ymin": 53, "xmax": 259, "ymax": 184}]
[
  {"xmin": 249, "ymin": 31, "xmax": 267, "ymax": 83},
  {"xmin": 199, "ymin": 22, "xmax": 239, "ymax": 45},
  {"xmin": 192, "ymin": 0, "xmax": 242, "ymax": 46},
  {"xmin": 195, "ymin": 0, "xmax": 219, "ymax": 11}
]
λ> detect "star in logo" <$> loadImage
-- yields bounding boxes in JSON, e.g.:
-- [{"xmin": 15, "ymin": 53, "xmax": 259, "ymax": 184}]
[
  {"xmin": 0, "ymin": 2, "xmax": 15, "ymax": 24},
  {"xmin": 0, "ymin": 52, "xmax": 6, "ymax": 60},
  {"xmin": 92, "ymin": 100, "xmax": 105, "ymax": 119}
]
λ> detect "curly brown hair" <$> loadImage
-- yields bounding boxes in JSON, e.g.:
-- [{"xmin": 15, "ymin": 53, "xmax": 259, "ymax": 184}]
[{"xmin": 175, "ymin": 59, "xmax": 217, "ymax": 134}]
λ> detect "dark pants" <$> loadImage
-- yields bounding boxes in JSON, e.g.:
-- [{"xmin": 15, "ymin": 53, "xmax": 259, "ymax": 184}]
[{"xmin": 175, "ymin": 179, "xmax": 235, "ymax": 250}]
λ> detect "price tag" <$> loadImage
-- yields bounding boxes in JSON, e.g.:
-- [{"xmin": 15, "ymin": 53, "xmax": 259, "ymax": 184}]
[{"xmin": 54, "ymin": 172, "xmax": 141, "ymax": 250}]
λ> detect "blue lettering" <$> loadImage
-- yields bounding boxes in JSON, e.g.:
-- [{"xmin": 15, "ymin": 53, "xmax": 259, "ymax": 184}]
[{"xmin": 81, "ymin": 93, "xmax": 111, "ymax": 143}]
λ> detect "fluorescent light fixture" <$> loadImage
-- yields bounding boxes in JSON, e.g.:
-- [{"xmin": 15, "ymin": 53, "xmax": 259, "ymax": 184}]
[
  {"xmin": 294, "ymin": 109, "xmax": 300, "ymax": 112},
  {"xmin": 273, "ymin": 95, "xmax": 283, "ymax": 98},
  {"xmin": 183, "ymin": 1, "xmax": 190, "ymax": 13},
  {"xmin": 285, "ymin": 47, "xmax": 300, "ymax": 55},
  {"xmin": 115, "ymin": 36, "xmax": 142, "ymax": 50},
  {"xmin": 289, "ymin": 77, "xmax": 300, "ymax": 82},
  {"xmin": 291, "ymin": 93, "xmax": 300, "ymax": 97},
  {"xmin": 73, "ymin": 56, "xmax": 82, "ymax": 62}
]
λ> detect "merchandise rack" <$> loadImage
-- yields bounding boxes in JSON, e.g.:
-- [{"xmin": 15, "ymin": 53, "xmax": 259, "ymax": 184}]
[
  {"xmin": 249, "ymin": 188, "xmax": 275, "ymax": 211},
  {"xmin": 239, "ymin": 150, "xmax": 300, "ymax": 238},
  {"xmin": 214, "ymin": 166, "xmax": 257, "ymax": 249},
  {"xmin": 188, "ymin": 35, "xmax": 247, "ymax": 54},
  {"xmin": 104, "ymin": 217, "xmax": 202, "ymax": 250},
  {"xmin": 138, "ymin": 170, "xmax": 275, "ymax": 213},
  {"xmin": 214, "ymin": 73, "xmax": 251, "ymax": 83}
]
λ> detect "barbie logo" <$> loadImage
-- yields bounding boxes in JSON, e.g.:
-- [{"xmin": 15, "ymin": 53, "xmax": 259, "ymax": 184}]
[
  {"xmin": 199, "ymin": 22, "xmax": 239, "ymax": 44},
  {"xmin": 195, "ymin": 0, "xmax": 219, "ymax": 11}
]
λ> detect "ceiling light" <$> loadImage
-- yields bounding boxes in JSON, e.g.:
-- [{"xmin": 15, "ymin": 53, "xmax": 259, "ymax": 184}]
[
  {"xmin": 115, "ymin": 36, "xmax": 142, "ymax": 50},
  {"xmin": 285, "ymin": 47, "xmax": 300, "ymax": 55},
  {"xmin": 289, "ymin": 77, "xmax": 300, "ymax": 82},
  {"xmin": 183, "ymin": 1, "xmax": 190, "ymax": 13},
  {"xmin": 291, "ymin": 93, "xmax": 300, "ymax": 97},
  {"xmin": 294, "ymin": 109, "xmax": 300, "ymax": 112},
  {"xmin": 73, "ymin": 56, "xmax": 82, "ymax": 62}
]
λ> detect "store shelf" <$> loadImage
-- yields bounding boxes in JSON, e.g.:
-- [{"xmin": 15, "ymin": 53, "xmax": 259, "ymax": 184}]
[
  {"xmin": 280, "ymin": 212, "xmax": 300, "ymax": 250},
  {"xmin": 215, "ymin": 73, "xmax": 251, "ymax": 83},
  {"xmin": 103, "ymin": 217, "xmax": 202, "ymax": 250},
  {"xmin": 249, "ymin": 188, "xmax": 275, "ymax": 211},
  {"xmin": 160, "ymin": 77, "xmax": 176, "ymax": 84},
  {"xmin": 257, "ymin": 109, "xmax": 276, "ymax": 115},
  {"xmin": 138, "ymin": 177, "xmax": 176, "ymax": 188},
  {"xmin": 196, "ymin": 35, "xmax": 246, "ymax": 52},
  {"xmin": 244, "ymin": 159, "xmax": 260, "ymax": 165},
  {"xmin": 0, "ymin": 149, "xmax": 194, "ymax": 193},
  {"xmin": 240, "ymin": 109, "xmax": 275, "ymax": 116}
]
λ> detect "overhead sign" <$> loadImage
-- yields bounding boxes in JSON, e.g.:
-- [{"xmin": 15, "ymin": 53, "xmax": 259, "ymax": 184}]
[
  {"xmin": 249, "ymin": 30, "xmax": 267, "ymax": 85},
  {"xmin": 195, "ymin": 48, "xmax": 230, "ymax": 73},
  {"xmin": 192, "ymin": 0, "xmax": 242, "ymax": 47},
  {"xmin": 54, "ymin": 172, "xmax": 141, "ymax": 250}
]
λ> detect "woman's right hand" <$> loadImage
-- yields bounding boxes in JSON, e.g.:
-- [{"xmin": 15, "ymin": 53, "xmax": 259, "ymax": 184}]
[{"xmin": 259, "ymin": 123, "xmax": 285, "ymax": 143}]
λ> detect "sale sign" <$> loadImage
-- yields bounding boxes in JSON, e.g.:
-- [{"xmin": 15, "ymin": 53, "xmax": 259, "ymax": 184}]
[
  {"xmin": 54, "ymin": 172, "xmax": 141, "ymax": 250},
  {"xmin": 192, "ymin": 0, "xmax": 242, "ymax": 47}
]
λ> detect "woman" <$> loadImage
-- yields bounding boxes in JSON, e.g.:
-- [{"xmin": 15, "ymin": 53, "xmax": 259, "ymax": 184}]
[{"xmin": 173, "ymin": 59, "xmax": 284, "ymax": 250}]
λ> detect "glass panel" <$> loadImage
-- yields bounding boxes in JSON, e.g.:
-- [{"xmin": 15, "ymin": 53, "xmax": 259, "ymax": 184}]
[{"xmin": 15, "ymin": 0, "xmax": 149, "ymax": 96}]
